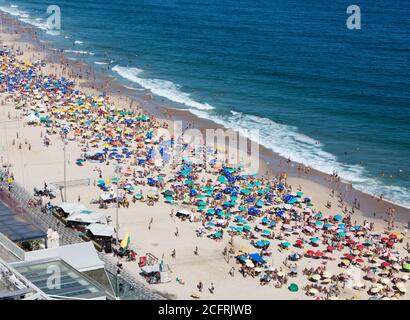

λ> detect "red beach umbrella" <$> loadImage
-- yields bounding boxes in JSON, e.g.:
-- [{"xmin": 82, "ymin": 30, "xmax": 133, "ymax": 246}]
[
  {"xmin": 296, "ymin": 239, "xmax": 304, "ymax": 246},
  {"xmin": 327, "ymin": 246, "xmax": 334, "ymax": 252},
  {"xmin": 356, "ymin": 244, "xmax": 364, "ymax": 251},
  {"xmin": 386, "ymin": 241, "xmax": 394, "ymax": 247},
  {"xmin": 315, "ymin": 251, "xmax": 324, "ymax": 258},
  {"xmin": 381, "ymin": 261, "xmax": 391, "ymax": 268},
  {"xmin": 343, "ymin": 253, "xmax": 354, "ymax": 260},
  {"xmin": 306, "ymin": 250, "xmax": 315, "ymax": 257}
]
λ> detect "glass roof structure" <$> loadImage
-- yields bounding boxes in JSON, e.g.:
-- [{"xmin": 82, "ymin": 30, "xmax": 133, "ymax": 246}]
[{"xmin": 12, "ymin": 258, "xmax": 107, "ymax": 300}]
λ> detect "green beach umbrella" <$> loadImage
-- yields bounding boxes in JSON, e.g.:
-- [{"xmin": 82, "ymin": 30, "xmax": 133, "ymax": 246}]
[
  {"xmin": 403, "ymin": 263, "xmax": 410, "ymax": 271},
  {"xmin": 218, "ymin": 176, "xmax": 227, "ymax": 183},
  {"xmin": 240, "ymin": 189, "xmax": 251, "ymax": 195},
  {"xmin": 288, "ymin": 283, "xmax": 299, "ymax": 292},
  {"xmin": 239, "ymin": 206, "xmax": 246, "ymax": 211},
  {"xmin": 243, "ymin": 225, "xmax": 251, "ymax": 231},
  {"xmin": 162, "ymin": 190, "xmax": 174, "ymax": 197},
  {"xmin": 297, "ymin": 191, "xmax": 304, "ymax": 197}
]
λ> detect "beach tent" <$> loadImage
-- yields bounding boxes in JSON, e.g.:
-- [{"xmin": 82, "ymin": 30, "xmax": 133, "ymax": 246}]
[
  {"xmin": 86, "ymin": 223, "xmax": 115, "ymax": 238},
  {"xmin": 26, "ymin": 113, "xmax": 40, "ymax": 123},
  {"xmin": 176, "ymin": 209, "xmax": 194, "ymax": 219},
  {"xmin": 66, "ymin": 210, "xmax": 107, "ymax": 225},
  {"xmin": 57, "ymin": 202, "xmax": 87, "ymax": 216}
]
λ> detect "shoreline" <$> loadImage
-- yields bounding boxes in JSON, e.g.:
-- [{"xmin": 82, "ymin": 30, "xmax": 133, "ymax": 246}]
[
  {"xmin": 1, "ymin": 12, "xmax": 409, "ymax": 301},
  {"xmin": 1, "ymin": 12, "xmax": 408, "ymax": 217}
]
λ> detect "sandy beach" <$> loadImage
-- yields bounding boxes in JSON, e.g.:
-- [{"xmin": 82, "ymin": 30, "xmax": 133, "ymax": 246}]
[{"xmin": 0, "ymin": 15, "xmax": 409, "ymax": 301}]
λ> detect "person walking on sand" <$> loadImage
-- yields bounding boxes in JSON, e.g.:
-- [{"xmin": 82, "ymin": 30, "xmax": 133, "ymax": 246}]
[
  {"xmin": 209, "ymin": 283, "xmax": 215, "ymax": 294},
  {"xmin": 194, "ymin": 246, "xmax": 199, "ymax": 256},
  {"xmin": 171, "ymin": 249, "xmax": 176, "ymax": 258},
  {"xmin": 229, "ymin": 267, "xmax": 235, "ymax": 277},
  {"xmin": 197, "ymin": 281, "xmax": 203, "ymax": 292},
  {"xmin": 175, "ymin": 227, "xmax": 179, "ymax": 237}
]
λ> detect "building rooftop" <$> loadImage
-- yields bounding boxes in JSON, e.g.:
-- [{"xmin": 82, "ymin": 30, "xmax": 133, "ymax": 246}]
[
  {"xmin": 12, "ymin": 258, "xmax": 107, "ymax": 300},
  {"xmin": 0, "ymin": 259, "xmax": 36, "ymax": 299}
]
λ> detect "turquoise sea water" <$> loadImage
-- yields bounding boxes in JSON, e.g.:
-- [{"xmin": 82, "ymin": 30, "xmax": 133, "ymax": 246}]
[{"xmin": 1, "ymin": 0, "xmax": 409, "ymax": 207}]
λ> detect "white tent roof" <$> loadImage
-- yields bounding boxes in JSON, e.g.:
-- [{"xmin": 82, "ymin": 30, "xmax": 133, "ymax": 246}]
[
  {"xmin": 58, "ymin": 202, "xmax": 87, "ymax": 215},
  {"xmin": 66, "ymin": 210, "xmax": 107, "ymax": 224},
  {"xmin": 100, "ymin": 193, "xmax": 116, "ymax": 201},
  {"xmin": 26, "ymin": 114, "xmax": 40, "ymax": 123},
  {"xmin": 86, "ymin": 223, "xmax": 115, "ymax": 237},
  {"xmin": 176, "ymin": 209, "xmax": 193, "ymax": 216},
  {"xmin": 22, "ymin": 242, "xmax": 104, "ymax": 272}
]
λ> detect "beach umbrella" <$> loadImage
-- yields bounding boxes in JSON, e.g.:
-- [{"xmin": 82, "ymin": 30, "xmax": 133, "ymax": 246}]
[
  {"xmin": 353, "ymin": 282, "xmax": 365, "ymax": 290},
  {"xmin": 295, "ymin": 239, "xmax": 304, "ymax": 247},
  {"xmin": 402, "ymin": 263, "xmax": 410, "ymax": 272},
  {"xmin": 162, "ymin": 190, "xmax": 174, "ymax": 197},
  {"xmin": 288, "ymin": 283, "xmax": 299, "ymax": 292},
  {"xmin": 308, "ymin": 288, "xmax": 318, "ymax": 295},
  {"xmin": 289, "ymin": 253, "xmax": 301, "ymax": 261},
  {"xmin": 306, "ymin": 250, "xmax": 315, "ymax": 257},
  {"xmin": 310, "ymin": 237, "xmax": 319, "ymax": 243},
  {"xmin": 315, "ymin": 251, "xmax": 324, "ymax": 258},
  {"xmin": 370, "ymin": 287, "xmax": 380, "ymax": 294},
  {"xmin": 245, "ymin": 259, "xmax": 254, "ymax": 267},
  {"xmin": 120, "ymin": 232, "xmax": 130, "ymax": 250},
  {"xmin": 281, "ymin": 241, "xmax": 291, "ymax": 248},
  {"xmin": 334, "ymin": 214, "xmax": 343, "ymax": 221}
]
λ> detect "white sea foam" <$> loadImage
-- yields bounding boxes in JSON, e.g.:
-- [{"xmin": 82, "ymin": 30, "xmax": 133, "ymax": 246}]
[
  {"xmin": 94, "ymin": 61, "xmax": 109, "ymax": 65},
  {"xmin": 187, "ymin": 108, "xmax": 410, "ymax": 208},
  {"xmin": 64, "ymin": 50, "xmax": 95, "ymax": 55},
  {"xmin": 112, "ymin": 65, "xmax": 214, "ymax": 111},
  {"xmin": 123, "ymin": 85, "xmax": 145, "ymax": 91},
  {"xmin": 74, "ymin": 40, "xmax": 83, "ymax": 44}
]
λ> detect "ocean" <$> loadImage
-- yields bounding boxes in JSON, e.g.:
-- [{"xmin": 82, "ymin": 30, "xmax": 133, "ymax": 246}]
[{"xmin": 1, "ymin": 0, "xmax": 409, "ymax": 207}]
